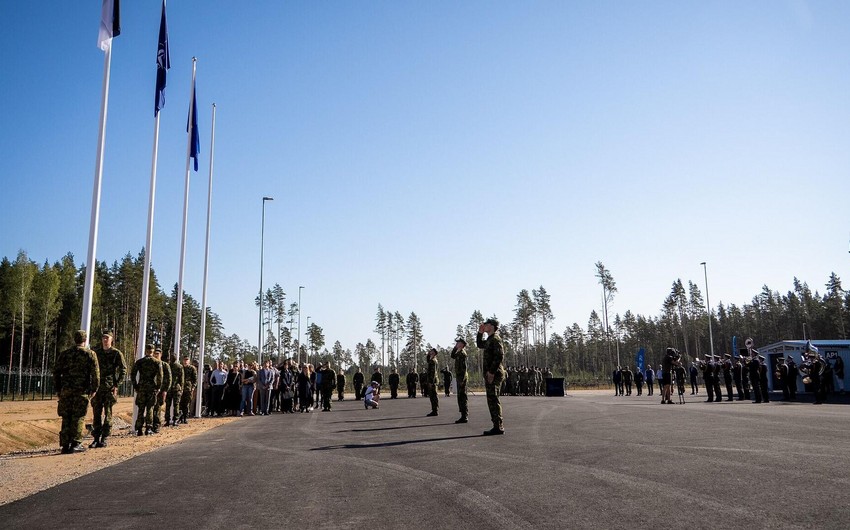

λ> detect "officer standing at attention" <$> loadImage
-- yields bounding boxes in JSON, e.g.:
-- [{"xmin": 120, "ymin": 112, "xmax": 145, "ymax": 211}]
[
  {"xmin": 336, "ymin": 370, "xmax": 346, "ymax": 401},
  {"xmin": 320, "ymin": 362, "xmax": 336, "ymax": 411},
  {"xmin": 165, "ymin": 354, "xmax": 184, "ymax": 427},
  {"xmin": 722, "ymin": 354, "xmax": 735, "ymax": 401},
  {"xmin": 152, "ymin": 347, "xmax": 171, "ymax": 433},
  {"xmin": 388, "ymin": 368, "xmax": 400, "ymax": 399},
  {"xmin": 90, "ymin": 329, "xmax": 126, "ymax": 448},
  {"xmin": 54, "ymin": 330, "xmax": 99, "ymax": 454},
  {"xmin": 451, "ymin": 338, "xmax": 469, "ymax": 423},
  {"xmin": 441, "ymin": 366, "xmax": 453, "ymax": 397},
  {"xmin": 353, "ymin": 367, "xmax": 365, "ymax": 400},
  {"xmin": 406, "ymin": 369, "xmax": 418, "ymax": 398},
  {"xmin": 425, "ymin": 348, "xmax": 440, "ymax": 417},
  {"xmin": 132, "ymin": 345, "xmax": 163, "ymax": 436},
  {"xmin": 478, "ymin": 318, "xmax": 506, "ymax": 435},
  {"xmin": 180, "ymin": 356, "xmax": 197, "ymax": 423}
]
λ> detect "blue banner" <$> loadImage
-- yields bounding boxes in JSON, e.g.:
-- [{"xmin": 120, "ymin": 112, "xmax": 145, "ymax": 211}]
[
  {"xmin": 732, "ymin": 336, "xmax": 738, "ymax": 357},
  {"xmin": 635, "ymin": 347, "xmax": 645, "ymax": 372}
]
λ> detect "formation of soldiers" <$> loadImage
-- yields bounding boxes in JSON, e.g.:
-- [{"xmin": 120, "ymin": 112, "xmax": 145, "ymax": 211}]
[
  {"xmin": 501, "ymin": 366, "xmax": 553, "ymax": 396},
  {"xmin": 612, "ymin": 342, "xmax": 840, "ymax": 406},
  {"xmin": 131, "ymin": 344, "xmax": 198, "ymax": 435}
]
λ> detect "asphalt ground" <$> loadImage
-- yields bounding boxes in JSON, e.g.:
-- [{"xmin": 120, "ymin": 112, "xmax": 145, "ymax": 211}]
[{"xmin": 2, "ymin": 389, "xmax": 849, "ymax": 529}]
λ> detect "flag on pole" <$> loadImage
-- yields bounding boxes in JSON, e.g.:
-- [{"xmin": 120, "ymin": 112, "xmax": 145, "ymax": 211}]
[
  {"xmin": 155, "ymin": 0, "xmax": 171, "ymax": 116},
  {"xmin": 98, "ymin": 0, "xmax": 121, "ymax": 51},
  {"xmin": 635, "ymin": 347, "xmax": 645, "ymax": 373},
  {"xmin": 188, "ymin": 83, "xmax": 200, "ymax": 171}
]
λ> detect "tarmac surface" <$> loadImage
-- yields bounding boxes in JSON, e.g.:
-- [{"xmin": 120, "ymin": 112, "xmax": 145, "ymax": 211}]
[{"xmin": 2, "ymin": 389, "xmax": 849, "ymax": 529}]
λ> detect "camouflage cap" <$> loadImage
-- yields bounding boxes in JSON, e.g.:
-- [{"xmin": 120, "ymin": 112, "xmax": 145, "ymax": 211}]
[
  {"xmin": 484, "ymin": 318, "xmax": 500, "ymax": 329},
  {"xmin": 101, "ymin": 329, "xmax": 114, "ymax": 338},
  {"xmin": 74, "ymin": 329, "xmax": 87, "ymax": 345},
  {"xmin": 154, "ymin": 346, "xmax": 163, "ymax": 354}
]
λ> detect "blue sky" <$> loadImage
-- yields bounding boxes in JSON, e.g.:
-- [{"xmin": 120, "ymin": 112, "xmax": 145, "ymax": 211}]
[{"xmin": 1, "ymin": 1, "xmax": 848, "ymax": 353}]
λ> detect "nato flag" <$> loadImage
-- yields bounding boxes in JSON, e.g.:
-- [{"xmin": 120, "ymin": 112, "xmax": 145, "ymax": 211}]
[
  {"xmin": 155, "ymin": 1, "xmax": 170, "ymax": 116},
  {"xmin": 188, "ymin": 85, "xmax": 200, "ymax": 171}
]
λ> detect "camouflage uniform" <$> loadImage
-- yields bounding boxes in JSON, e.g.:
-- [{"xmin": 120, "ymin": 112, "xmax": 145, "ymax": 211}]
[
  {"xmin": 53, "ymin": 331, "xmax": 100, "ymax": 452},
  {"xmin": 165, "ymin": 357, "xmax": 184, "ymax": 426},
  {"xmin": 477, "ymin": 325, "xmax": 505, "ymax": 433},
  {"xmin": 132, "ymin": 348, "xmax": 163, "ymax": 434},
  {"xmin": 180, "ymin": 362, "xmax": 198, "ymax": 422},
  {"xmin": 426, "ymin": 354, "xmax": 439, "ymax": 415},
  {"xmin": 451, "ymin": 342, "xmax": 469, "ymax": 420},
  {"xmin": 152, "ymin": 354, "xmax": 171, "ymax": 431},
  {"xmin": 91, "ymin": 342, "xmax": 126, "ymax": 443}
]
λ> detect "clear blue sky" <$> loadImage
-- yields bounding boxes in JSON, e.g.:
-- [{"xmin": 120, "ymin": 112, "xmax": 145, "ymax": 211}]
[{"xmin": 1, "ymin": 1, "xmax": 848, "ymax": 353}]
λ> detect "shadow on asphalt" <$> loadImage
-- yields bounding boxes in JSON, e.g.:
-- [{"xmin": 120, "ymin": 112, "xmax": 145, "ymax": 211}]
[
  {"xmin": 328, "ymin": 416, "xmax": 426, "ymax": 424},
  {"xmin": 338, "ymin": 423, "xmax": 457, "ymax": 433},
  {"xmin": 311, "ymin": 434, "xmax": 483, "ymax": 450}
]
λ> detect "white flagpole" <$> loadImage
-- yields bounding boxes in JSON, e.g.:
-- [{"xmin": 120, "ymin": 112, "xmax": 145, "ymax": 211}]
[
  {"xmin": 80, "ymin": 40, "xmax": 114, "ymax": 345},
  {"xmin": 137, "ymin": 113, "xmax": 162, "ymax": 363},
  {"xmin": 196, "ymin": 102, "xmax": 216, "ymax": 418},
  {"xmin": 174, "ymin": 58, "xmax": 197, "ymax": 364}
]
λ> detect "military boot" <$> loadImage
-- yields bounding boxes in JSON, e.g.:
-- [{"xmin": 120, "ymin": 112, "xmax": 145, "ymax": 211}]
[
  {"xmin": 145, "ymin": 427, "xmax": 153, "ymax": 436},
  {"xmin": 89, "ymin": 434, "xmax": 101, "ymax": 448},
  {"xmin": 136, "ymin": 429, "xmax": 143, "ymax": 437},
  {"xmin": 60, "ymin": 444, "xmax": 71, "ymax": 454},
  {"xmin": 96, "ymin": 436, "xmax": 108, "ymax": 448},
  {"xmin": 454, "ymin": 415, "xmax": 468, "ymax": 424},
  {"xmin": 483, "ymin": 425, "xmax": 504, "ymax": 436}
]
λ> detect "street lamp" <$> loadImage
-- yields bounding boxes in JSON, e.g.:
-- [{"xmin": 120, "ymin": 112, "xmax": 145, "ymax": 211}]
[
  {"xmin": 258, "ymin": 196, "xmax": 273, "ymax": 364},
  {"xmin": 306, "ymin": 316, "xmax": 312, "ymax": 364},
  {"xmin": 700, "ymin": 262, "xmax": 715, "ymax": 356},
  {"xmin": 298, "ymin": 285, "xmax": 304, "ymax": 364}
]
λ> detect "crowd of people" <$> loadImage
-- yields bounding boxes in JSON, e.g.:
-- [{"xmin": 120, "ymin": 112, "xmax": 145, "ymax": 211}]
[{"xmin": 611, "ymin": 342, "xmax": 845, "ymax": 405}]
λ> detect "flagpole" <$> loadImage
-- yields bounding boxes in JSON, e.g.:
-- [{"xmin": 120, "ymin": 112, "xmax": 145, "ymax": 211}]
[
  {"xmin": 136, "ymin": 114, "xmax": 161, "ymax": 362},
  {"xmin": 80, "ymin": 40, "xmax": 114, "ymax": 346},
  {"xmin": 196, "ymin": 103, "xmax": 216, "ymax": 418},
  {"xmin": 174, "ymin": 58, "xmax": 197, "ymax": 364}
]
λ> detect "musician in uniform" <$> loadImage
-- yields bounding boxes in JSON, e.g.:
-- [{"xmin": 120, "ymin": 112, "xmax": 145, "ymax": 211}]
[
  {"xmin": 776, "ymin": 357, "xmax": 789, "ymax": 401},
  {"xmin": 786, "ymin": 357, "xmax": 798, "ymax": 400},
  {"xmin": 757, "ymin": 355, "xmax": 770, "ymax": 403},
  {"xmin": 711, "ymin": 355, "xmax": 723, "ymax": 402},
  {"xmin": 700, "ymin": 355, "xmax": 715, "ymax": 403},
  {"xmin": 733, "ymin": 356, "xmax": 745, "ymax": 401},
  {"xmin": 748, "ymin": 353, "xmax": 762, "ymax": 403},
  {"xmin": 722, "ymin": 354, "xmax": 734, "ymax": 401}
]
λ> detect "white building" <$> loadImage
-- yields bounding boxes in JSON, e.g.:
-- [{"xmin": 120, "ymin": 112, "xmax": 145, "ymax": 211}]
[{"xmin": 758, "ymin": 339, "xmax": 850, "ymax": 392}]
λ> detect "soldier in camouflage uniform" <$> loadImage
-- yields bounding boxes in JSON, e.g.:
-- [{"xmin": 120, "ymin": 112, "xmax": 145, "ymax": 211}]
[
  {"xmin": 54, "ymin": 330, "xmax": 100, "ymax": 454},
  {"xmin": 179, "ymin": 356, "xmax": 197, "ymax": 423},
  {"xmin": 151, "ymin": 347, "xmax": 170, "ymax": 433},
  {"xmin": 320, "ymin": 362, "xmax": 336, "ymax": 411},
  {"xmin": 451, "ymin": 338, "xmax": 469, "ymax": 423},
  {"xmin": 165, "ymin": 354, "xmax": 184, "ymax": 427},
  {"xmin": 132, "ymin": 345, "xmax": 163, "ymax": 435},
  {"xmin": 477, "ymin": 318, "xmax": 505, "ymax": 436},
  {"xmin": 90, "ymin": 329, "xmax": 126, "ymax": 448},
  {"xmin": 425, "ymin": 348, "xmax": 439, "ymax": 417}
]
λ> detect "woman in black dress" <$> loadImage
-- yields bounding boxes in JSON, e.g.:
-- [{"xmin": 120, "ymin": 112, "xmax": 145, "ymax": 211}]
[{"xmin": 297, "ymin": 365, "xmax": 312, "ymax": 413}]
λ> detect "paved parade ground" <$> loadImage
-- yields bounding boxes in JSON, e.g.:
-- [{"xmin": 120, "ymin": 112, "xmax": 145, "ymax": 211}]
[{"xmin": 2, "ymin": 390, "xmax": 849, "ymax": 529}]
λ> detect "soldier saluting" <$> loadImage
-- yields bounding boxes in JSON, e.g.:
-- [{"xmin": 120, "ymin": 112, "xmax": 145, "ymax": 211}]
[
  {"xmin": 451, "ymin": 337, "xmax": 469, "ymax": 424},
  {"xmin": 478, "ymin": 318, "xmax": 506, "ymax": 435},
  {"xmin": 425, "ymin": 348, "xmax": 440, "ymax": 417},
  {"xmin": 54, "ymin": 330, "xmax": 99, "ymax": 454}
]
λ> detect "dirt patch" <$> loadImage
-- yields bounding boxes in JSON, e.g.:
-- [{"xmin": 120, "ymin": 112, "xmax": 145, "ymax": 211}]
[{"xmin": 0, "ymin": 397, "xmax": 234, "ymax": 506}]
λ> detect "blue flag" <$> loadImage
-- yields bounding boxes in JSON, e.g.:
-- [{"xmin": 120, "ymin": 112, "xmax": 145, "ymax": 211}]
[
  {"xmin": 154, "ymin": 1, "xmax": 170, "ymax": 116},
  {"xmin": 188, "ymin": 84, "xmax": 200, "ymax": 171},
  {"xmin": 732, "ymin": 336, "xmax": 738, "ymax": 357},
  {"xmin": 635, "ymin": 347, "xmax": 645, "ymax": 372}
]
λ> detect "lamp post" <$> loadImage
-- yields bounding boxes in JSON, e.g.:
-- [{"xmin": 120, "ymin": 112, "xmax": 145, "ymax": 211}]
[
  {"xmin": 700, "ymin": 262, "xmax": 715, "ymax": 356},
  {"xmin": 306, "ymin": 316, "xmax": 312, "ymax": 365},
  {"xmin": 258, "ymin": 196, "xmax": 273, "ymax": 364},
  {"xmin": 298, "ymin": 286, "xmax": 304, "ymax": 364}
]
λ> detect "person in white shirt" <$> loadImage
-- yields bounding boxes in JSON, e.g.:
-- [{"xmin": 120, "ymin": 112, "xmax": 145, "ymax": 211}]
[
  {"xmin": 364, "ymin": 381, "xmax": 380, "ymax": 409},
  {"xmin": 209, "ymin": 361, "xmax": 228, "ymax": 416}
]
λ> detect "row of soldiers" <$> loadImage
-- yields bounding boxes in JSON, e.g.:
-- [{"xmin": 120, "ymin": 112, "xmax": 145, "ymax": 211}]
[
  {"xmin": 502, "ymin": 366, "xmax": 553, "ymax": 396},
  {"xmin": 132, "ymin": 343, "xmax": 198, "ymax": 434},
  {"xmin": 52, "ymin": 329, "xmax": 193, "ymax": 454}
]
